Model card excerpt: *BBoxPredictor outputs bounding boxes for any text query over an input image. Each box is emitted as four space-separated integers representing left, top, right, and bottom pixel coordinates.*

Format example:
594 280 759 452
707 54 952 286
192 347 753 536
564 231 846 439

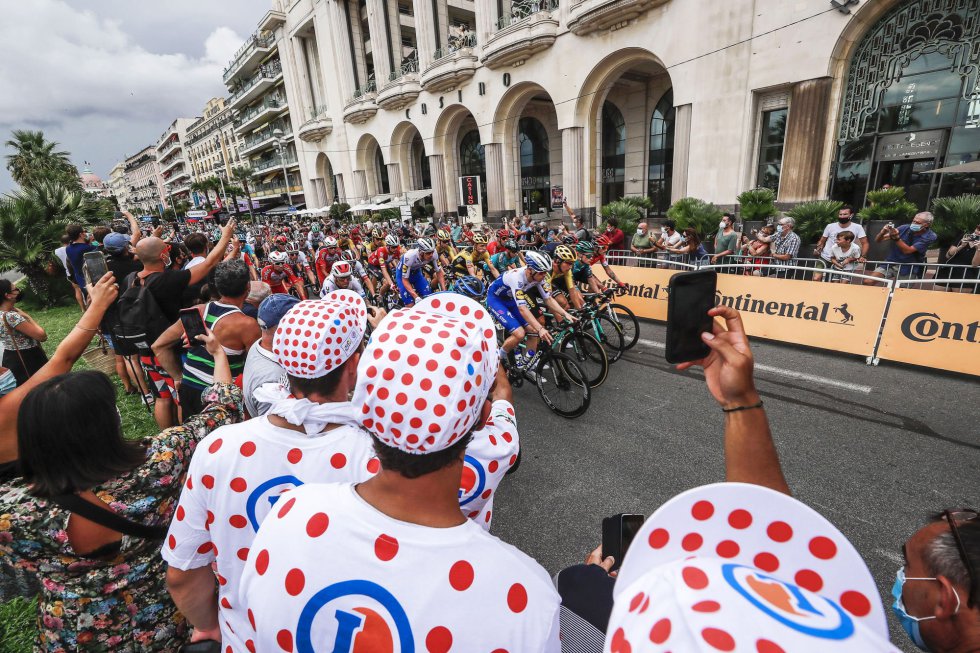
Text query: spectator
183 233 209 269
101 231 147 398
242 293 299 417
153 260 260 419
711 213 739 270
813 204 869 282
603 217 625 250
54 233 85 311
666 227 709 265
770 215 802 276
242 279 271 319
64 223 96 295
0 327 242 651
935 225 980 293
0 279 48 385
742 223 775 274
164 291 378 651
827 230 865 283
654 220 683 262
239 295 556 651
91 225 111 248
864 212 938 286
630 222 655 256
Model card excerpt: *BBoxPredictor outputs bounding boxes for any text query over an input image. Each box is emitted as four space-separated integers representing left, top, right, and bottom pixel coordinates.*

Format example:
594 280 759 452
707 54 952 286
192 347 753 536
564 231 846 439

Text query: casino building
225 0 980 220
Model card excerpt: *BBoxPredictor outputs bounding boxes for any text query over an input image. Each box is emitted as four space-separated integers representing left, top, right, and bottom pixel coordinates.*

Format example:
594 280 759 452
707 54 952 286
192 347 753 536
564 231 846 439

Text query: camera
885 222 895 230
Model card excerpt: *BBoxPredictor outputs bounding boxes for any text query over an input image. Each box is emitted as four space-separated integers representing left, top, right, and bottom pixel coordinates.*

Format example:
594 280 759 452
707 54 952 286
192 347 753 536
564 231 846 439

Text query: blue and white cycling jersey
486 268 551 331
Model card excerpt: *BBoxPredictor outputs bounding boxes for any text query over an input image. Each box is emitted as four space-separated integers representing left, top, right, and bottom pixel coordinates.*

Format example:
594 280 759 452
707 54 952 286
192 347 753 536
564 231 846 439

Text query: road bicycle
545 310 608 388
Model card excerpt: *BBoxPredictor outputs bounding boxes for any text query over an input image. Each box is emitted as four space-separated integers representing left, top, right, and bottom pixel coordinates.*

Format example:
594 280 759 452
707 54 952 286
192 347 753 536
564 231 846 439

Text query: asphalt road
492 320 979 651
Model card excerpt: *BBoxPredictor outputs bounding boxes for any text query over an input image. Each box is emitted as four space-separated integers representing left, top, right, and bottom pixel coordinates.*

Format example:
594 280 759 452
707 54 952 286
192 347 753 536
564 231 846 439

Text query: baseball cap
352 294 498 454
257 293 301 330
272 290 367 378
103 232 131 254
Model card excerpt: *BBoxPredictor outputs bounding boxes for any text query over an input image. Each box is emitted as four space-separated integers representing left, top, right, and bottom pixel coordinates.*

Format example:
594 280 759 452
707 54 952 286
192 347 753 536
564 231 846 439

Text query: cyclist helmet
324 236 339 248
554 245 576 263
269 251 288 264
561 234 578 245
453 275 486 299
595 235 612 248
436 228 452 241
575 241 595 255
422 224 436 237
472 233 489 245
416 237 436 253
341 250 358 262
338 227 349 237
332 261 353 278
371 228 383 239
524 250 552 273
497 228 509 239
504 239 519 252
275 235 288 243
384 234 400 248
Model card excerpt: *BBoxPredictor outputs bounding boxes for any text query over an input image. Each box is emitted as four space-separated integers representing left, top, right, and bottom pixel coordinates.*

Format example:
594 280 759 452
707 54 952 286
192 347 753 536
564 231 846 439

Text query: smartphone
82 251 108 286
665 269 717 364
179 308 208 343
179 641 221 653
602 513 645 571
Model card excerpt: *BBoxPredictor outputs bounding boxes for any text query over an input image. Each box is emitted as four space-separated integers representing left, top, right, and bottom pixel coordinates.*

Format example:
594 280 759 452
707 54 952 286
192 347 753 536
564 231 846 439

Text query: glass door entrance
874 158 937 210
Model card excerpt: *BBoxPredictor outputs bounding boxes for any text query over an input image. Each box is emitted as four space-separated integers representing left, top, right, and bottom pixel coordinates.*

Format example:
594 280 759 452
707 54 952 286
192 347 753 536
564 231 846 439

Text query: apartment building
186 97 243 186
156 118 197 204
124 145 165 216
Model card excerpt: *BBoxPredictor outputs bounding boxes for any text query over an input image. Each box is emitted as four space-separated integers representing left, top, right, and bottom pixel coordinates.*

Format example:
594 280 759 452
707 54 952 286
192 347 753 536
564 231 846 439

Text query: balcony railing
432 33 477 60
252 152 299 174
223 31 276 83
233 96 287 129
229 60 283 104
495 0 559 29
251 181 304 197
387 57 419 82
347 79 377 104
157 137 181 158
241 123 292 153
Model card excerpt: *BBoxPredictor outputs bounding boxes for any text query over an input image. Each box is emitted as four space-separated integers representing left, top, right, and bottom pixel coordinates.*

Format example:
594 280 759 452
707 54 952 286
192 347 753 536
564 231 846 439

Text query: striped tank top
181 301 247 391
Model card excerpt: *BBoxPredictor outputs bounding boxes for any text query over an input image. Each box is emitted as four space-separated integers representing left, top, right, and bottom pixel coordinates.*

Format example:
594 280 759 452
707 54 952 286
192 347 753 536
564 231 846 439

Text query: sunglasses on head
943 508 978 608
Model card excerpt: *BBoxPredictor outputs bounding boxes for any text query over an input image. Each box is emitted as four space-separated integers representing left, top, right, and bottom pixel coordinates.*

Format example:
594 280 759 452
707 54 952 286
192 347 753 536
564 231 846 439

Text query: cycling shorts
395 267 432 305
486 292 527 333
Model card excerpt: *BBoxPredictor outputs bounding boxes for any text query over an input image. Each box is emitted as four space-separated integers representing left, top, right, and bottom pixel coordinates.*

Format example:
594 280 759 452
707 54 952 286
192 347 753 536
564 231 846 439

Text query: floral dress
0 383 242 652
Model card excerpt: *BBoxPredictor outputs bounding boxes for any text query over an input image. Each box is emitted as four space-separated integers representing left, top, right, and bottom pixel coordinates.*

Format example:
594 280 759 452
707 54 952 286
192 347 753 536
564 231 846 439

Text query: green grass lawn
1 301 160 652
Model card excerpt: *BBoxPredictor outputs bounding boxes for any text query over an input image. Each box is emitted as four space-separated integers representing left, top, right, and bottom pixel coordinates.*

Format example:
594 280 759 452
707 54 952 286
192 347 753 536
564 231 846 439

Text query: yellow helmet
554 245 576 262
436 228 452 241
472 233 489 245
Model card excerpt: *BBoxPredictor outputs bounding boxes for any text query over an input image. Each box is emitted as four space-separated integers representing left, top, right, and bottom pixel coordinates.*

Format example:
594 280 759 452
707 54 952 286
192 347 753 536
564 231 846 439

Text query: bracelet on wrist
73 325 99 333
722 400 764 413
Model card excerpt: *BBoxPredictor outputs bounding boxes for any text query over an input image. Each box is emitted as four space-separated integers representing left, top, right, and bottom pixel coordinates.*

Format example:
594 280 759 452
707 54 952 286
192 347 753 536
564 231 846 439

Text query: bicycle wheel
587 314 626 363
555 332 608 388
534 351 590 418
609 303 640 350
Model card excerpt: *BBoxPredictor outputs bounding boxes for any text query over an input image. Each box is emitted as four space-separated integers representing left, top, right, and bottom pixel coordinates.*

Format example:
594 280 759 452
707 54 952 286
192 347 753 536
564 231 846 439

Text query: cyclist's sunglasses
944 508 978 608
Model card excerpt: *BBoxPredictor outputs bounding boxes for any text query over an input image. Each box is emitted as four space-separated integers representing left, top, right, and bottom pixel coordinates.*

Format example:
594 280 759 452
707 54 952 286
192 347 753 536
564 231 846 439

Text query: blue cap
257 293 301 330
103 232 131 254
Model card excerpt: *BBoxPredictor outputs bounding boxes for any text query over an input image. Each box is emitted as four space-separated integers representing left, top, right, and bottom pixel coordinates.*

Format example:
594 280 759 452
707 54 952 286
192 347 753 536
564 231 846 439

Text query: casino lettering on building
223 0 980 219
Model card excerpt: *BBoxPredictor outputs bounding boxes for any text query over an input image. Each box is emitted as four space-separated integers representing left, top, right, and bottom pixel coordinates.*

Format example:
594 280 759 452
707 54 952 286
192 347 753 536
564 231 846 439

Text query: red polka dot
488 460 499 473
277 497 296 518
247 608 255 630
839 590 872 617
367 458 381 474
716 540 740 558
628 592 646 612
176 506 185 521
425 626 453 653
649 617 671 644
255 550 269 575
375 534 399 561
330 453 347 469
754 552 779 572
202 475 215 489
682 566 709 589
240 441 256 457
795 569 823 592
648 528 669 549
237 547 249 561
285 568 305 596
449 560 474 591
767 521 793 543
306 513 329 537
809 536 837 560
682 532 703 551
276 629 293 651
702 627 736 651
756 639 785 653
220 596 232 609
229 514 247 528
610 627 632 653
245 640 255 653
692 500 715 520
507 583 528 612
230 477 247 492
287 448 302 464
168 534 176 549
693 600 721 612
728 509 752 529
197 542 213 555
208 438 223 454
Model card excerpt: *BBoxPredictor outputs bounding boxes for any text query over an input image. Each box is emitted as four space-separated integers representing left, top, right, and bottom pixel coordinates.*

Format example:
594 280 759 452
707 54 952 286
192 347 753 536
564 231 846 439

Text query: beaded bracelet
722 400 764 413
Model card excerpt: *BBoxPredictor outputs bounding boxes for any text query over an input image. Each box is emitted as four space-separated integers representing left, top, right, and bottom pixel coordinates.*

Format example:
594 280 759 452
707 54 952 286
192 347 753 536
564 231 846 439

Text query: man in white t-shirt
163 291 379 651
240 294 559 652
813 205 868 281
242 293 299 417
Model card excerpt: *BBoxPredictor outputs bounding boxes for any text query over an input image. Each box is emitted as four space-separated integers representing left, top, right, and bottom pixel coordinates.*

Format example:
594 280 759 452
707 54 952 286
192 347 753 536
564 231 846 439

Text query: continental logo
901 312 980 344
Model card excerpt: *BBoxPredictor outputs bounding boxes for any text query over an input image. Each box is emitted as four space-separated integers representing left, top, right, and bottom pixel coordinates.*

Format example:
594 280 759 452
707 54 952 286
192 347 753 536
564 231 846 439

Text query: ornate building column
386 163 403 195
671 104 692 203
428 154 449 214
561 126 584 212
484 142 506 216
352 169 368 203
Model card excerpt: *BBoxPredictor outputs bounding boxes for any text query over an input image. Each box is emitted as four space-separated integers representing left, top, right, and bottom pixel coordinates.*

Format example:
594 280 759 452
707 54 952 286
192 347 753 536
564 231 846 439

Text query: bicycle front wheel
555 332 608 388
609 304 640 350
534 352 591 418
587 314 626 363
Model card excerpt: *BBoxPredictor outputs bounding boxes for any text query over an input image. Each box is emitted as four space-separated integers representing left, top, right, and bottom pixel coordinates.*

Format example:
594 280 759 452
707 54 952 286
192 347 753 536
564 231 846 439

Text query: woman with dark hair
0 278 48 385
0 329 242 651
666 228 709 265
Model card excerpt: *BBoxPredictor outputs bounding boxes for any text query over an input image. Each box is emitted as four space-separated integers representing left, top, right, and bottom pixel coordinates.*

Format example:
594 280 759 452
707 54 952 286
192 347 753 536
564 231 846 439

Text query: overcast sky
0 0 271 194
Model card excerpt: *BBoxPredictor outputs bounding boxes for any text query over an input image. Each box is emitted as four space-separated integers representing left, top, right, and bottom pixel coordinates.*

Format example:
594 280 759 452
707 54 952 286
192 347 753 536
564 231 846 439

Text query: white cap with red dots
272 291 367 379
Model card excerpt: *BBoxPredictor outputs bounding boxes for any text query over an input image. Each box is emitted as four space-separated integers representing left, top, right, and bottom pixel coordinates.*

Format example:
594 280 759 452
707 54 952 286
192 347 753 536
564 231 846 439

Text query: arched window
519 117 550 213
647 90 674 216
412 132 431 190
375 147 390 194
602 102 626 205
459 129 487 213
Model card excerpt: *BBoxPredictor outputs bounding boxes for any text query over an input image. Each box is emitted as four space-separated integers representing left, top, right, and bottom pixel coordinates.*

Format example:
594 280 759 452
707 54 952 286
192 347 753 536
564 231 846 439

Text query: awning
263 203 306 215
403 189 433 204
924 160 980 174
348 202 375 212
261 171 279 183
371 194 394 205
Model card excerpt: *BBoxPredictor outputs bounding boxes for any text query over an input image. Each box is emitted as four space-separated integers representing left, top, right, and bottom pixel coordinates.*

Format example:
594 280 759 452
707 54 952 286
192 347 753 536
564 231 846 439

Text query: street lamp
272 128 293 207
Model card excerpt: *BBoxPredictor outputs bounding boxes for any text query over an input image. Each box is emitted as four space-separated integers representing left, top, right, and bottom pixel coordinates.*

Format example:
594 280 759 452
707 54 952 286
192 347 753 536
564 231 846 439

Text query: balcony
298 106 334 142
228 61 284 111
241 122 292 155
251 181 304 199
343 81 378 124
259 9 286 32
252 152 299 175
377 59 421 111
157 136 181 159
421 33 478 92
159 156 185 176
482 0 559 69
234 96 288 133
567 0 664 34
223 31 276 84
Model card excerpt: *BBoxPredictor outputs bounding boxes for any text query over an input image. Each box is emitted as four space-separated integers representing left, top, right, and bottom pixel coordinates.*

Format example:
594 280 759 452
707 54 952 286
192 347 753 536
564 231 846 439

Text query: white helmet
524 250 552 273
416 237 435 253
332 261 353 278
269 251 288 264
324 236 338 248
384 234 400 248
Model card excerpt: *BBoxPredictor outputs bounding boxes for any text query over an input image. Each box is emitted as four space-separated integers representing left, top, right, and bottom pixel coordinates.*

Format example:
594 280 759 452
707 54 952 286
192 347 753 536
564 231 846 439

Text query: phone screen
602 513 645 571
179 308 208 343
82 251 108 286
665 269 717 364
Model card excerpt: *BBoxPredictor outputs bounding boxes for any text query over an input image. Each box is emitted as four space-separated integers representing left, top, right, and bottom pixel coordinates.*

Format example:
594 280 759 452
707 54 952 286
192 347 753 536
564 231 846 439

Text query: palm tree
0 195 73 306
191 180 213 209
224 184 246 219
232 165 256 220
4 130 77 189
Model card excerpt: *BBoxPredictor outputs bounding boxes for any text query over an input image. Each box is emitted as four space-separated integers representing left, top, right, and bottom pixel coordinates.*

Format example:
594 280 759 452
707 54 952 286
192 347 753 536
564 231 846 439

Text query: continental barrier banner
600 265 891 357
876 287 980 376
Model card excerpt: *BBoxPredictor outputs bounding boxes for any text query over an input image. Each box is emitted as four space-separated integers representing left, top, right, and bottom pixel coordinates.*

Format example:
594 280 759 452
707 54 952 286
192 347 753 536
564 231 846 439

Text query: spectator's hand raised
585 545 617 577
221 217 237 239
195 331 224 358
676 306 759 409
86 272 118 311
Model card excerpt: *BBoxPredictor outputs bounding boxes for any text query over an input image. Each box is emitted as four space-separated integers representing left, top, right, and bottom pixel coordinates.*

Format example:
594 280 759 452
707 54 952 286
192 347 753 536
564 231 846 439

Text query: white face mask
719 221 728 229
637 228 645 235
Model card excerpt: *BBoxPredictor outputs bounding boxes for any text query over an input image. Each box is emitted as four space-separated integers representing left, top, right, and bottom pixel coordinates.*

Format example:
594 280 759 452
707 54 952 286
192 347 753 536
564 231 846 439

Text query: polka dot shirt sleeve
161 434 218 570
460 400 520 529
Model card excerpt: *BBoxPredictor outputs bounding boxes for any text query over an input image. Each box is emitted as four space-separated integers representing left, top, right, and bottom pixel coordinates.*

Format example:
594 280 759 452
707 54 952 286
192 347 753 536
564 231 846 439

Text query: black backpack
115 272 172 354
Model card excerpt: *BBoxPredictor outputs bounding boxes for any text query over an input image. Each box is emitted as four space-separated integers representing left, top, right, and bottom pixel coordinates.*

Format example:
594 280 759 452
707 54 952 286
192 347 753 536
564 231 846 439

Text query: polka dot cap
613 483 889 639
271 291 367 379
352 294 498 454
605 558 900 653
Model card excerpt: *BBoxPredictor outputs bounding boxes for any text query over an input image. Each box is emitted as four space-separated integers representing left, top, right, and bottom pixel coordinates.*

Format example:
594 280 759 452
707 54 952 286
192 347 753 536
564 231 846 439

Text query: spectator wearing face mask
935 224 980 293
711 213 739 270
813 205 868 282
769 215 802 276
654 220 683 261
604 217 625 251
630 222 655 257
864 212 938 286
666 228 709 265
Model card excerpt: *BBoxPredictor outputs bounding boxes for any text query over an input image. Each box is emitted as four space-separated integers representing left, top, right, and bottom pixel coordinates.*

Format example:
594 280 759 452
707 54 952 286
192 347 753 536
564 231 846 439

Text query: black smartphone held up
179 641 221 653
665 269 718 364
179 308 208 343
602 513 645 572
81 251 109 287
113 210 124 220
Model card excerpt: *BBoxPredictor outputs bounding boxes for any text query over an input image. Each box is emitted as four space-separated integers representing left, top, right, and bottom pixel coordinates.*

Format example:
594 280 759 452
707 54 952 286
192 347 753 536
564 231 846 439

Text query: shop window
756 108 787 191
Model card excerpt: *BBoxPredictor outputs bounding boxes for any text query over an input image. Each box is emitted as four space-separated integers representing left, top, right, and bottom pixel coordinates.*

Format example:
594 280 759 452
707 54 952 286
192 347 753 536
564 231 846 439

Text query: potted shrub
666 197 724 244
786 199 844 245
931 194 980 251
736 187 777 223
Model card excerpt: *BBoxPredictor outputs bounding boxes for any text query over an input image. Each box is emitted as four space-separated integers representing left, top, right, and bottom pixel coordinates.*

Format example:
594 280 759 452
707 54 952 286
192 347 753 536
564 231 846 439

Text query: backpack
114 272 172 354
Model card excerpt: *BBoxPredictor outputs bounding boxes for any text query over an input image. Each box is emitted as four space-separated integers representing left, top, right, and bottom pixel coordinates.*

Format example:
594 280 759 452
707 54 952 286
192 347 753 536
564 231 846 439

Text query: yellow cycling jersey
437 244 458 265
451 250 492 275
546 268 574 292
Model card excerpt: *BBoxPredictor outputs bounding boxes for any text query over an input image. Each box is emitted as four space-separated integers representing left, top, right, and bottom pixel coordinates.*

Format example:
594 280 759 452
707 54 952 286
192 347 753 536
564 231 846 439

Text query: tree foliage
786 199 844 244
666 197 724 240
931 194 980 247
857 186 917 225
736 187 777 221
5 130 78 190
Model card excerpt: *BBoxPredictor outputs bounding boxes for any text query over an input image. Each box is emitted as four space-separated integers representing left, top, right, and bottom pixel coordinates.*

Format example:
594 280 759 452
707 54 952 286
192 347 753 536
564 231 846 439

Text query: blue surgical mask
909 223 924 232
891 566 959 652
0 369 16 396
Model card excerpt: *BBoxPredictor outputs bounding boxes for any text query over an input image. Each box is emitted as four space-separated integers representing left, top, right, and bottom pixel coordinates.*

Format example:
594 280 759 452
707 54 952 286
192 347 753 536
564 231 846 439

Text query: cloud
0 0 242 131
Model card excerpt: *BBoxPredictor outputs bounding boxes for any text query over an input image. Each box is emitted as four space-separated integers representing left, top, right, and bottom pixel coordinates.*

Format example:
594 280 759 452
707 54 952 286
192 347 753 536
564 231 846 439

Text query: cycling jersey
487 268 550 332
450 249 492 277
260 265 301 294
490 251 521 274
321 275 366 298
367 246 400 270
395 248 439 304
400 248 440 275
547 268 574 293
436 244 458 266
572 260 594 284
314 248 343 283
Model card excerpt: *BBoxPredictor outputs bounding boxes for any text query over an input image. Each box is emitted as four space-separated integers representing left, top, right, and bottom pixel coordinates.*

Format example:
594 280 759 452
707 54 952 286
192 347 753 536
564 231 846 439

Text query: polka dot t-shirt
461 399 520 530
239 482 561 652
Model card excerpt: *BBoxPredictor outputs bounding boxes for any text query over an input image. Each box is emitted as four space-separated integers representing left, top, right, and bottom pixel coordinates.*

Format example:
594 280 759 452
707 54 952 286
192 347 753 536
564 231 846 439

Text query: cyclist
486 251 576 366
365 228 385 255
314 236 344 284
547 244 584 310
591 234 628 288
542 233 577 257
435 228 458 269
487 228 511 255
286 249 317 288
573 241 605 294
320 260 367 299
261 251 307 299
339 249 376 297
490 239 523 276
368 234 403 300
450 233 495 280
396 237 443 307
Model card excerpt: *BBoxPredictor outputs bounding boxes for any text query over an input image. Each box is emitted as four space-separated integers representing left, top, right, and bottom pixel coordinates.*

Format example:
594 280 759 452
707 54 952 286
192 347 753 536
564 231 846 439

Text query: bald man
128 218 236 428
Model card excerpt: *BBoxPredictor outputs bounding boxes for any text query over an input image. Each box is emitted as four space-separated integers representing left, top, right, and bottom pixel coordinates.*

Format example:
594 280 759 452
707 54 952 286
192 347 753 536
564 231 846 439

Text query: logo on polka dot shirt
272 291 367 379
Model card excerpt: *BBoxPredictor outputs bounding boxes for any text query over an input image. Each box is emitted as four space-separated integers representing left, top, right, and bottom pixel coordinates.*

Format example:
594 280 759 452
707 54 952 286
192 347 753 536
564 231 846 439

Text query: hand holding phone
82 251 109 287
179 308 208 343
665 270 717 364
602 513 644 572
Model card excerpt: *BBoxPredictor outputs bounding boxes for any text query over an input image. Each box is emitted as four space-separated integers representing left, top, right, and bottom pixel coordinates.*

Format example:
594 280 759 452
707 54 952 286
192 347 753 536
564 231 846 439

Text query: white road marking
875 548 904 565
636 338 874 394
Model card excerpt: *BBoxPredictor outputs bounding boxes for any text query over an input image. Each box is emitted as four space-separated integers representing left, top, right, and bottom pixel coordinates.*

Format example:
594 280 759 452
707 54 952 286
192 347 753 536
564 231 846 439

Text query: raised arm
124 210 141 247
188 218 236 285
